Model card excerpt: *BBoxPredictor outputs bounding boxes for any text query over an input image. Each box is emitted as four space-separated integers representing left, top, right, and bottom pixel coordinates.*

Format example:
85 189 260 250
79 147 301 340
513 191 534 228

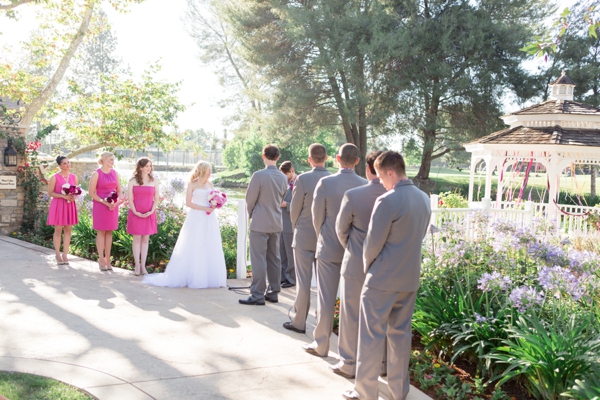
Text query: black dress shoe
302 344 325 357
329 365 355 379
239 297 265 306
282 282 296 288
265 296 278 303
283 322 305 334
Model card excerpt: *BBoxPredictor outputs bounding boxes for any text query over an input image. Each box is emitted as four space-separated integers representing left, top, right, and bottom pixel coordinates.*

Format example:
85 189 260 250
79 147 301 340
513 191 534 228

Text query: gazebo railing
431 196 597 238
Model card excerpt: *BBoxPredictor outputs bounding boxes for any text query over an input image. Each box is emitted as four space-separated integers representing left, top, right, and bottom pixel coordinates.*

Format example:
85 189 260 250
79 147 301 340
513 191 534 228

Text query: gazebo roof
467 125 600 147
504 100 600 116
550 73 576 85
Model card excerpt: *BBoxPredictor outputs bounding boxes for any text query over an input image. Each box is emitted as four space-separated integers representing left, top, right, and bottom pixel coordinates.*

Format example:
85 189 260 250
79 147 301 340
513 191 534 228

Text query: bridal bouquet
207 190 227 215
103 191 119 204
61 183 83 203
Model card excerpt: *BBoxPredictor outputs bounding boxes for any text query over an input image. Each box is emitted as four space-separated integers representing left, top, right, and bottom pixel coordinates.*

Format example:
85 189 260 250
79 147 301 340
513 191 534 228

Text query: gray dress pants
290 247 316 330
281 232 295 284
312 258 341 355
249 231 282 301
354 288 417 400
337 275 364 375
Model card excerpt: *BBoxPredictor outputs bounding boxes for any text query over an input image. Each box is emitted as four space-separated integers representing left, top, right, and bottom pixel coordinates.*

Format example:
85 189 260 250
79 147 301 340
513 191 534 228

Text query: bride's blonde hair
190 161 211 184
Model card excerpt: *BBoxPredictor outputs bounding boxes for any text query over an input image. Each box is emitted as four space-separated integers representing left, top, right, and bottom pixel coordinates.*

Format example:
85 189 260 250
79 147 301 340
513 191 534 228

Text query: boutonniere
289 179 296 190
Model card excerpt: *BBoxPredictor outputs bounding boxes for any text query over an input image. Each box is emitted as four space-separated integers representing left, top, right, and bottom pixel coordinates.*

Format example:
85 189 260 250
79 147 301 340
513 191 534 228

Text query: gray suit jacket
336 178 387 281
290 167 331 250
313 169 368 263
246 165 288 233
363 179 431 292
281 182 293 234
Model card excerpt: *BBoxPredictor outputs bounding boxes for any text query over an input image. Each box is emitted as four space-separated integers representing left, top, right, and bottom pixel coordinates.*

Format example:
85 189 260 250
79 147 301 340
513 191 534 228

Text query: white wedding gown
143 188 227 289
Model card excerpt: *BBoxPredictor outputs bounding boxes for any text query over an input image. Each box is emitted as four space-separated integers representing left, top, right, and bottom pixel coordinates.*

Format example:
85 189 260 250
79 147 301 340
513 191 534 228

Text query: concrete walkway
0 236 431 400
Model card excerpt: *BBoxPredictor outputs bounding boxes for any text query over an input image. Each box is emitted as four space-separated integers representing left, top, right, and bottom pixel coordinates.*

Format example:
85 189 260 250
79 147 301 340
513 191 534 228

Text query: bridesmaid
126 157 159 276
89 151 122 271
46 155 78 265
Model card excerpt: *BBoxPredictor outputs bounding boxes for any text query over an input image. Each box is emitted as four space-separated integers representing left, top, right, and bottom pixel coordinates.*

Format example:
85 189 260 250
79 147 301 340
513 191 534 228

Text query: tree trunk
20 4 95 129
0 0 35 10
413 129 436 192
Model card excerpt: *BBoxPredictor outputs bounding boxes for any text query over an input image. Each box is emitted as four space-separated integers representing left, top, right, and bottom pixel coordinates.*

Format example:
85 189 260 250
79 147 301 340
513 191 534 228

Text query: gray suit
280 182 295 284
354 179 431 400
289 166 331 330
246 165 288 301
335 178 387 376
311 169 367 355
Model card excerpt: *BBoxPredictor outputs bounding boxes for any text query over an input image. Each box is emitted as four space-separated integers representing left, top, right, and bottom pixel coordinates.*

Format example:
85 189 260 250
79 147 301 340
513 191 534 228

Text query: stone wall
69 160 100 182
0 137 24 235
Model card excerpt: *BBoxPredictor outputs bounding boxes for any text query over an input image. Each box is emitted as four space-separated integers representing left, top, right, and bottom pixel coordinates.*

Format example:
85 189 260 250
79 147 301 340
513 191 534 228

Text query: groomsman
283 143 331 334
303 143 367 356
330 150 386 379
240 144 288 306
342 151 431 400
279 161 297 288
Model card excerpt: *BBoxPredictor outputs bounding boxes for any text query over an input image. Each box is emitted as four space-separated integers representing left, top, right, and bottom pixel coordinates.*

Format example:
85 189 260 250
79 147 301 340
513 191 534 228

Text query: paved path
0 236 430 400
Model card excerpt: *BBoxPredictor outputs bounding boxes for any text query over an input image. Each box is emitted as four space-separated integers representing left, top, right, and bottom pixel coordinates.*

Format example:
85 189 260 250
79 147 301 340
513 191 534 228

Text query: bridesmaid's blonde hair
98 151 115 165
190 161 211 184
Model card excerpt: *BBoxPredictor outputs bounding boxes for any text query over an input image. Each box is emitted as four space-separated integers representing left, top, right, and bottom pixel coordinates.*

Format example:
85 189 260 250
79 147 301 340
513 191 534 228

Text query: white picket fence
430 195 597 239
234 196 598 278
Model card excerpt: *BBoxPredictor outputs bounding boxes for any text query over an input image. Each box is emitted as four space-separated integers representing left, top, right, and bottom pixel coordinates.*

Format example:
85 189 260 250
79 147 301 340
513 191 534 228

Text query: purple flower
509 286 545 312
537 266 584 300
474 313 487 323
169 178 186 194
157 210 166 224
478 272 512 292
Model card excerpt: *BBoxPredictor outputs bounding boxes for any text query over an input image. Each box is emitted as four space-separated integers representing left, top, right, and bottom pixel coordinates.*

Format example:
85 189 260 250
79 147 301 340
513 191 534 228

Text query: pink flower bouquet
104 191 119 204
207 190 227 215
61 183 83 203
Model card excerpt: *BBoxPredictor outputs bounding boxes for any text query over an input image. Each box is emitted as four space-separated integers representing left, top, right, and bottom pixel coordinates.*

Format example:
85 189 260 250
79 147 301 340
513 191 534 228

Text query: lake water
118 167 247 215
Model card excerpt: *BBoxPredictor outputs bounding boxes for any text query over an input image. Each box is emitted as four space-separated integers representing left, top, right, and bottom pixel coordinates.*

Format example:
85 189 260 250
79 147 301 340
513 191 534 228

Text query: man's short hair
374 151 406 176
339 143 359 166
279 160 294 174
263 144 280 161
308 143 327 163
366 150 384 175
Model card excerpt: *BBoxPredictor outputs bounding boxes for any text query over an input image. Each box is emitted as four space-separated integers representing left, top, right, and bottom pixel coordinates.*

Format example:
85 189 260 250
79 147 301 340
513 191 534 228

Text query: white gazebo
464 71 600 220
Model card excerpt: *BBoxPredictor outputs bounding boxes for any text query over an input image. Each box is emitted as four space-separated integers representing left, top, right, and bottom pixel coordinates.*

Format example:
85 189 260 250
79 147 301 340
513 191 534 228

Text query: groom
240 144 288 306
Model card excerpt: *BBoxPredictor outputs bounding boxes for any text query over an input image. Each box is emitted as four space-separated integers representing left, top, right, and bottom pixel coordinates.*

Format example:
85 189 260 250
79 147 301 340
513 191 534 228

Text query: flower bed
414 213 600 399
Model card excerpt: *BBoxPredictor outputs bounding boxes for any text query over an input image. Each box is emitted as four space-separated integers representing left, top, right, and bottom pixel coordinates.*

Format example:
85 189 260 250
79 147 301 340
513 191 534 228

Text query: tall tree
387 0 550 186
224 0 401 175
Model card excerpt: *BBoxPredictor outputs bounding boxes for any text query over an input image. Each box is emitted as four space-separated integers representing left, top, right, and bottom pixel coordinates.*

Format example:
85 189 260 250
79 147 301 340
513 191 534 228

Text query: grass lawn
0 371 94 400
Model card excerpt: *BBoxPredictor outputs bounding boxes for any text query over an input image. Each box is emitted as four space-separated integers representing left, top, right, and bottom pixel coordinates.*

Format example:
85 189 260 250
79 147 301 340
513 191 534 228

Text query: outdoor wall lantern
3 140 18 167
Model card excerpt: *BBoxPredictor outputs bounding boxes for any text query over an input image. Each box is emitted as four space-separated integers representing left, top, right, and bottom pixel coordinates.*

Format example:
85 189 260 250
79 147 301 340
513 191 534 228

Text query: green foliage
220 220 237 276
487 313 600 400
438 191 468 209
0 371 93 400
565 364 600 400
63 65 186 155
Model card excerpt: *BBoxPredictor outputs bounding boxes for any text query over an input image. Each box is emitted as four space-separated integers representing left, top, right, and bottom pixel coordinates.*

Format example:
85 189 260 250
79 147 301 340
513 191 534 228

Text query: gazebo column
484 156 494 200
468 156 481 203
546 154 560 222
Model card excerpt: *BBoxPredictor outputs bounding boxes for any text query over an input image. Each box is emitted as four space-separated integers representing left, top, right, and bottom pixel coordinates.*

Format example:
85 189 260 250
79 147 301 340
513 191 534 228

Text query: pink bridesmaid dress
47 173 79 226
126 185 157 235
92 168 119 231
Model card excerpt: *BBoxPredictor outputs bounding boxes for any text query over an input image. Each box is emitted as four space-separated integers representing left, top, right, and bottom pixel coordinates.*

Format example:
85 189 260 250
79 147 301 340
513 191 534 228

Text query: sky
0 0 579 140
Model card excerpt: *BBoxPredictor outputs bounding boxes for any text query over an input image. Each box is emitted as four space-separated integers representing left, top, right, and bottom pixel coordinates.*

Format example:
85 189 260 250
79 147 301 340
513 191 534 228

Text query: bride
143 161 226 289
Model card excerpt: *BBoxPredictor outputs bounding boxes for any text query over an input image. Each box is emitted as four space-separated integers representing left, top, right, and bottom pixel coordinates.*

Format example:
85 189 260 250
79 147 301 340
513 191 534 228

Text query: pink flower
104 191 118 203
206 190 228 215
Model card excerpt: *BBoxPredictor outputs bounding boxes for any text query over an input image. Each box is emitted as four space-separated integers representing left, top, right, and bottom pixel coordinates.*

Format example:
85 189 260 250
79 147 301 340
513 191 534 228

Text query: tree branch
0 0 35 11
21 3 94 129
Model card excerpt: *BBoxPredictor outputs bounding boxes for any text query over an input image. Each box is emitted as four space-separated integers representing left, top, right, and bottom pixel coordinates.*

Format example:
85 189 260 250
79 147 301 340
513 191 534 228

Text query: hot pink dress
47 173 78 226
92 168 119 231
126 185 157 235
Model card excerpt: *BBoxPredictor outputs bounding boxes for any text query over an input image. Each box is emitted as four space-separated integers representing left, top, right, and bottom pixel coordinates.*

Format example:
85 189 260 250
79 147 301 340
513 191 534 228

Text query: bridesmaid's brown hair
132 157 154 185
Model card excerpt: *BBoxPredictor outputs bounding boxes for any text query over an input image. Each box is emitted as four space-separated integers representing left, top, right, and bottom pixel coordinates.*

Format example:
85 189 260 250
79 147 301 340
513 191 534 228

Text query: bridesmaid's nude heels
55 255 65 265
98 260 108 271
